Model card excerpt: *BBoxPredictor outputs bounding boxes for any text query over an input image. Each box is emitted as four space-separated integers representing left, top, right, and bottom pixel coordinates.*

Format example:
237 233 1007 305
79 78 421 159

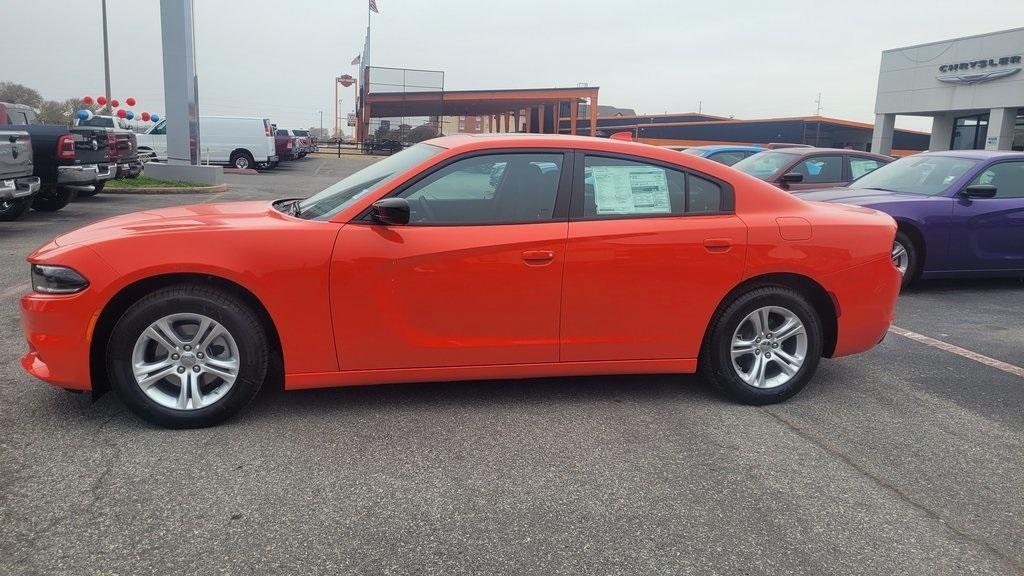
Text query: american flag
351 54 361 65
369 0 379 13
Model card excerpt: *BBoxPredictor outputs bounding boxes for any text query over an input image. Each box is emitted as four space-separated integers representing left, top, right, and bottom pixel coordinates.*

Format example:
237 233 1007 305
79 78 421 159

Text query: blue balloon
151 114 160 122
125 111 135 120
76 109 89 120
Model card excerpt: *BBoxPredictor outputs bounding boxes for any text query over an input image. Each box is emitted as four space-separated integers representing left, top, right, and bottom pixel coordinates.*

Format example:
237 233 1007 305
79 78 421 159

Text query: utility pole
101 0 112 114
319 110 323 139
698 100 702 114
814 92 823 146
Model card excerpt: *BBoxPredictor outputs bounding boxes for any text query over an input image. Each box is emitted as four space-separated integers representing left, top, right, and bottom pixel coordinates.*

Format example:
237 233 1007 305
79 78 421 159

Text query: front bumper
0 176 41 200
21 289 98 391
56 164 99 185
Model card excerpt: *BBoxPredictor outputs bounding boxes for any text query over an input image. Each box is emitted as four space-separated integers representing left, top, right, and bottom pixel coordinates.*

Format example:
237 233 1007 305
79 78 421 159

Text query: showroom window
580 156 722 217
790 156 843 183
400 153 563 225
971 161 1024 198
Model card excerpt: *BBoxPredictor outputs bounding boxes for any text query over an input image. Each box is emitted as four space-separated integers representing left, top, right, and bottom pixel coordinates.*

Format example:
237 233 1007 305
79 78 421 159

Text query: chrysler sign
937 55 1022 85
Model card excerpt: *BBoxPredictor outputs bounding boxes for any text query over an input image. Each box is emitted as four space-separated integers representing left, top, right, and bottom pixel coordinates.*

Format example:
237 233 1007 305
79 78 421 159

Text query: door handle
703 238 732 252
522 250 555 264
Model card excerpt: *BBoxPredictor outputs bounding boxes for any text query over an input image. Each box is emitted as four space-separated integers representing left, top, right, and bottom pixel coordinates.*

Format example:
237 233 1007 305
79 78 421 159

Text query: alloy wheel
131 313 240 410
730 306 808 389
891 240 909 276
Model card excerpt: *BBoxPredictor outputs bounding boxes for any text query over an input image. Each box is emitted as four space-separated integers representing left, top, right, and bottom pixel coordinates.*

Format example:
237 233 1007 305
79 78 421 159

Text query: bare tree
37 98 98 125
0 82 43 107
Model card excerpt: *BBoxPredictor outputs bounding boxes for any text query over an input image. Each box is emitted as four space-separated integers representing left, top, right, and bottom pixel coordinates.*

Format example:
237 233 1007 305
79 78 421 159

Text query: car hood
52 201 287 247
793 187 937 206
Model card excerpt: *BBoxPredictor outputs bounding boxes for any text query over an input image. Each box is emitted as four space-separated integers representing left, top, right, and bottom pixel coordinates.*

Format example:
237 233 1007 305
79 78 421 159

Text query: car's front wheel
107 284 269 428
701 286 823 404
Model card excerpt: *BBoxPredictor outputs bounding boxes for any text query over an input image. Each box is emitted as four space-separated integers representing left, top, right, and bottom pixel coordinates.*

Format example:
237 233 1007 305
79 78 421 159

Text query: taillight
264 121 271 136
56 134 76 160
286 140 293 148
107 133 118 160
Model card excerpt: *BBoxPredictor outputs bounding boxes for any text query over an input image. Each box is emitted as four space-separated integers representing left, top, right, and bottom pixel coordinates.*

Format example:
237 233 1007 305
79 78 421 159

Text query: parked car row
0 101 142 221
273 127 316 161
671 142 1024 289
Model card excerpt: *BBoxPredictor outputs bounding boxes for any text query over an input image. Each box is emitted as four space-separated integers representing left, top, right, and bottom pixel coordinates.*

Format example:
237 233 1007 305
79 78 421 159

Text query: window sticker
591 165 671 214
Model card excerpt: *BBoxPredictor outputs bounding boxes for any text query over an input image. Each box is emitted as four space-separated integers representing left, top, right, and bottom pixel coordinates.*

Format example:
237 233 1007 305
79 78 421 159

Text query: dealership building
871 27 1024 155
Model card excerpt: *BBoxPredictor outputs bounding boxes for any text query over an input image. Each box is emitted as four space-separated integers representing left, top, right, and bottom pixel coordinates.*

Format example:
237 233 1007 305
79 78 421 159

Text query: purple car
795 150 1024 288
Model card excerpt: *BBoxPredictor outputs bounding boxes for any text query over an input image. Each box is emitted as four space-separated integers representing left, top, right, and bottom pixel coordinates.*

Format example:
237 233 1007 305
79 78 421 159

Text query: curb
224 168 260 175
102 183 228 195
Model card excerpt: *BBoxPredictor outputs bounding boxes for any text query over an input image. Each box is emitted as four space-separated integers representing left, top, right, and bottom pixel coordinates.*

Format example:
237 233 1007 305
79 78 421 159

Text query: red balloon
125 97 136 107
82 96 94 105
96 96 107 105
116 109 127 118
141 111 151 121
111 99 120 108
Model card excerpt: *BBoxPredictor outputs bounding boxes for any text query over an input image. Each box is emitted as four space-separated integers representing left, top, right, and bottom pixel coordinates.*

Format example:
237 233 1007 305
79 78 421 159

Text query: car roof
760 147 892 160
689 145 763 152
917 150 1024 160
427 133 669 152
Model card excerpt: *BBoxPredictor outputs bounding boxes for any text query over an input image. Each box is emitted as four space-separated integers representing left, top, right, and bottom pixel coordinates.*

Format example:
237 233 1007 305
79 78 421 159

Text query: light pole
319 110 323 139
101 0 113 114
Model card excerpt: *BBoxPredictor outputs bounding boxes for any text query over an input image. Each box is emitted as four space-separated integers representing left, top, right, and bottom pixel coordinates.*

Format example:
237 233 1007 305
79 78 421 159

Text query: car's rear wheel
106 285 269 428
31 187 75 212
701 286 822 404
892 230 918 289
0 197 32 221
230 150 255 170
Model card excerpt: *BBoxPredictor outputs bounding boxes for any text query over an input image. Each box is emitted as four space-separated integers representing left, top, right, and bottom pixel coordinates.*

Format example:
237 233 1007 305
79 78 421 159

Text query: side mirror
780 172 804 184
371 198 410 225
959 184 997 199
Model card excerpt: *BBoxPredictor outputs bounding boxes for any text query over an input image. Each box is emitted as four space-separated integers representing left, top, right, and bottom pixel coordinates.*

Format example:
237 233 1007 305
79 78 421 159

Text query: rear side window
849 157 885 180
707 151 748 166
276 130 289 137
790 155 843 183
580 156 723 217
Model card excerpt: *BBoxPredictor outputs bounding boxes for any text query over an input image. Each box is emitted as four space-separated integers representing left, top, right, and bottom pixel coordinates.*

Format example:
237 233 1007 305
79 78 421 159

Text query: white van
136 116 278 169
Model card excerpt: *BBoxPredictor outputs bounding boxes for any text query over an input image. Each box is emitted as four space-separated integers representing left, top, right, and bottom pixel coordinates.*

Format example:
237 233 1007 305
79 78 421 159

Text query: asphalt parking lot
1 156 1022 575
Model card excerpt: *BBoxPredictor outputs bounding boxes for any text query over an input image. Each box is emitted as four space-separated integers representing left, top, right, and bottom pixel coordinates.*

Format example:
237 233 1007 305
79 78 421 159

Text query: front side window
850 155 979 196
581 156 722 217
298 143 444 220
790 155 843 183
971 161 1024 198
849 157 885 180
400 153 563 225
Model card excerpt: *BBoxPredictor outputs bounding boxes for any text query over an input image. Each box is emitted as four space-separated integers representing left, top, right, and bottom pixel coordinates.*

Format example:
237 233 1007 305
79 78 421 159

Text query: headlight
30 265 89 294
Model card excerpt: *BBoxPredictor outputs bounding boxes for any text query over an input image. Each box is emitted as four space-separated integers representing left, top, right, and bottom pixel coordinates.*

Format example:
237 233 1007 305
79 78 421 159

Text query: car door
560 152 747 362
780 154 845 190
950 160 1024 271
330 150 572 370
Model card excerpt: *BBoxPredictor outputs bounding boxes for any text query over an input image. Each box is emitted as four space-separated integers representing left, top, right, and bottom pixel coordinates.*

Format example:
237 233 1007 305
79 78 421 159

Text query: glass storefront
951 114 989 150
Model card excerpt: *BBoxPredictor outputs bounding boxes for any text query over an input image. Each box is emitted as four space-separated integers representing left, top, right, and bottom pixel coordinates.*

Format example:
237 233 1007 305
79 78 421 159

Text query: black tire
700 286 823 405
31 187 75 212
0 197 33 221
230 150 255 170
106 284 269 428
893 230 919 290
76 181 105 197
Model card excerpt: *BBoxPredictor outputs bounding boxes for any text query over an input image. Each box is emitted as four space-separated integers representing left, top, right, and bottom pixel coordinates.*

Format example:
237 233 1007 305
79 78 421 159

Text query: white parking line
889 325 1024 379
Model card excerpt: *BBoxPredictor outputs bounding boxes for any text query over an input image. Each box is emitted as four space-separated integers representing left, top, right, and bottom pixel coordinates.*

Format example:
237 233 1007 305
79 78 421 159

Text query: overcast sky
5 0 1020 133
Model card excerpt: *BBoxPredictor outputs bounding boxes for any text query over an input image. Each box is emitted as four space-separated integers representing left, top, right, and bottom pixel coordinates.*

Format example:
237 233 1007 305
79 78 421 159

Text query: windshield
296 143 444 220
849 155 979 195
732 151 799 180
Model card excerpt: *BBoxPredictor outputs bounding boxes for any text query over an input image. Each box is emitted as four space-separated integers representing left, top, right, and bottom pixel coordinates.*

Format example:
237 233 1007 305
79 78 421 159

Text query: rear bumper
821 256 902 358
0 176 41 200
117 160 144 178
57 164 99 185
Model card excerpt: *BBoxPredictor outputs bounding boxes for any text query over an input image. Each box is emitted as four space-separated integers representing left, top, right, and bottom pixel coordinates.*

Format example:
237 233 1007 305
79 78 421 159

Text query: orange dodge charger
21 135 901 428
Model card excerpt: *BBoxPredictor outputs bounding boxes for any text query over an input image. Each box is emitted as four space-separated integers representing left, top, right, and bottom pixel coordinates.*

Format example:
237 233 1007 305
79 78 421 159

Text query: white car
136 116 278 169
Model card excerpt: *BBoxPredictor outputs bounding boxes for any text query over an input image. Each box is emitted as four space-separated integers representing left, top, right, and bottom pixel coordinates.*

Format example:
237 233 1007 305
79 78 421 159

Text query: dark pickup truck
0 102 116 219
0 129 42 218
75 114 144 190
